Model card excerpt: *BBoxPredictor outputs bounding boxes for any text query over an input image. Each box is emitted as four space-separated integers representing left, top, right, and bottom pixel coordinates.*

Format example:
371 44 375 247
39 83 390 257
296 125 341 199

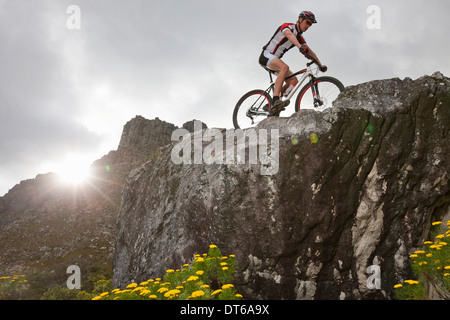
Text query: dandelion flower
191 290 205 298
222 267 229 271
211 289 222 296
222 284 234 290
436 234 445 239
126 283 138 289
394 284 403 289
209 244 217 249
196 270 204 276
235 294 243 298
92 296 102 300
409 254 418 258
445 266 450 270
164 289 181 298
149 295 157 299
432 221 442 226
424 241 433 245
157 287 169 294
187 276 199 282
166 269 175 274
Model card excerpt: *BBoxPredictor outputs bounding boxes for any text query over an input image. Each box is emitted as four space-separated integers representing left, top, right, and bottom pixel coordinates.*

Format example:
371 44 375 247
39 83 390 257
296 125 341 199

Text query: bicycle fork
309 76 324 108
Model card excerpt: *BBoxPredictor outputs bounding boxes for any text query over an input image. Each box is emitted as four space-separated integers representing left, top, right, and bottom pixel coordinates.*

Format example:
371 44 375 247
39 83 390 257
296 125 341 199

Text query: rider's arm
283 29 324 67
283 29 304 50
306 48 323 66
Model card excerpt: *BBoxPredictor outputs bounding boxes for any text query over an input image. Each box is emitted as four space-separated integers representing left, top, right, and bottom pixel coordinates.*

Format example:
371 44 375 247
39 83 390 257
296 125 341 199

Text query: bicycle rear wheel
233 89 272 129
295 76 344 112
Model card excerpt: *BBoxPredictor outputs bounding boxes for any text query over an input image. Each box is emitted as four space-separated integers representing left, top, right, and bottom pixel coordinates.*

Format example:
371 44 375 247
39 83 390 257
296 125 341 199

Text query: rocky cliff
113 73 450 299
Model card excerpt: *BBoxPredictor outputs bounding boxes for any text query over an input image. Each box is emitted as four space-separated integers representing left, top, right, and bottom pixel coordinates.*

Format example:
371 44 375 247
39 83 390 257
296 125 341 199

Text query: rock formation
113 73 450 299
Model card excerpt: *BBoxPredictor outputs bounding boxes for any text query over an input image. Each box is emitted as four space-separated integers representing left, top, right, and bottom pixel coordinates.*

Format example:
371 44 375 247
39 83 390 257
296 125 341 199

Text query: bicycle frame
264 60 321 106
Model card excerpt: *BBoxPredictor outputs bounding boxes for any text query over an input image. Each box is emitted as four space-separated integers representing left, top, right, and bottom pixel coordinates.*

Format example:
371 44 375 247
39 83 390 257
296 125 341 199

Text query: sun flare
56 155 92 185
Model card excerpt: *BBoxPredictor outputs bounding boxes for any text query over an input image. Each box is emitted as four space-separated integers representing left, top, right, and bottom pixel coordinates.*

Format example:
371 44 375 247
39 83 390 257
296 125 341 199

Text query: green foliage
394 221 450 300
92 245 243 300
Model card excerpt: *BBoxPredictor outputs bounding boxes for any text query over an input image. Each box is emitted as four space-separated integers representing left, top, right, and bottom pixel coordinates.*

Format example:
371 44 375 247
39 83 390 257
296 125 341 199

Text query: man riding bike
259 11 327 116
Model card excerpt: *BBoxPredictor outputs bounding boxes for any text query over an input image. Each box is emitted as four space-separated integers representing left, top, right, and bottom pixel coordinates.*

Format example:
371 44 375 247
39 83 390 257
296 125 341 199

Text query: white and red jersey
262 23 306 58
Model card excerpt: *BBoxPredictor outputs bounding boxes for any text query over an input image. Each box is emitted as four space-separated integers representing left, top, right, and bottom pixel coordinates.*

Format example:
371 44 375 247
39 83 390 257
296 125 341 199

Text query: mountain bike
232 57 345 129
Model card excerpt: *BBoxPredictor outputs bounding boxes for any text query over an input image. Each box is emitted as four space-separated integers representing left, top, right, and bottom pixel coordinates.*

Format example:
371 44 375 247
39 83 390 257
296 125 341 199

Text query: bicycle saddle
260 65 277 74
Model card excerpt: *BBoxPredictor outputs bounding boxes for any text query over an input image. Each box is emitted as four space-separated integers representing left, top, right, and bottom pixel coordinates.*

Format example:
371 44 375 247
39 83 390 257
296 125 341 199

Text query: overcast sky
1 0 449 196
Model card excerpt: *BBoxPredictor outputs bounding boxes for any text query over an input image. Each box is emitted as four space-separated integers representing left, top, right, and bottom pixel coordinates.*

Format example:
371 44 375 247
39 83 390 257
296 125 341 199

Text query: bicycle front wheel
295 76 345 112
233 89 272 129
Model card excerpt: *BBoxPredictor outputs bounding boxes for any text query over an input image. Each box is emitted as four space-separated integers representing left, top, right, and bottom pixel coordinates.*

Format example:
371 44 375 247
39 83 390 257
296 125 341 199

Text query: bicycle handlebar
306 55 319 67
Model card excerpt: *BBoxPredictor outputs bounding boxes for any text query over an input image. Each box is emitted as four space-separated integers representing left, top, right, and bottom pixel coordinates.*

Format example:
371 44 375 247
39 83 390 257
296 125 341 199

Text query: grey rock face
113 74 450 299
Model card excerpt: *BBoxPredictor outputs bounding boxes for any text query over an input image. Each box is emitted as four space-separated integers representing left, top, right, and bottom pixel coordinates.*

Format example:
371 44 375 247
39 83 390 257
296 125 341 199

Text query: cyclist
259 11 327 116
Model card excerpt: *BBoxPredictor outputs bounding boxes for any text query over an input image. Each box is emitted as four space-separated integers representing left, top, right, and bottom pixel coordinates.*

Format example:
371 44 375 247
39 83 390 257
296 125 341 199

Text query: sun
57 155 92 185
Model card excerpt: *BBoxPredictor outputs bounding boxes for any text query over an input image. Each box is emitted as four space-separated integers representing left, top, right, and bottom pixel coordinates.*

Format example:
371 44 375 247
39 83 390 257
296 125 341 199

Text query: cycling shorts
259 50 278 68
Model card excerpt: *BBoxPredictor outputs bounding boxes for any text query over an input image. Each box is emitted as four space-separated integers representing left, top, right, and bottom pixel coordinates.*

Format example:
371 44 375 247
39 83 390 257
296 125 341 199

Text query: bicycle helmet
299 11 317 23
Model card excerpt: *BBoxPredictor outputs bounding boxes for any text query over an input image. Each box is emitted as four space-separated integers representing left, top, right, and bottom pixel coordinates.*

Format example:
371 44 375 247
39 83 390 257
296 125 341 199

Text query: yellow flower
211 289 222 296
209 244 217 249
164 289 181 298
140 290 151 296
166 269 175 274
126 283 138 289
424 241 433 245
196 257 205 262
435 234 445 239
100 292 109 296
149 295 157 299
183 264 190 267
414 251 426 254
409 254 418 258
222 267 229 271
140 281 149 286
191 290 205 298
222 284 234 290
196 270 204 275
394 284 403 289
201 284 209 289
404 280 419 285
220 262 228 266
432 221 442 226
131 286 145 293
176 286 184 290
187 276 199 282
438 242 447 246
235 294 243 298
445 266 450 270
92 296 102 300
444 273 450 277
230 255 236 258
157 287 169 293
426 253 432 257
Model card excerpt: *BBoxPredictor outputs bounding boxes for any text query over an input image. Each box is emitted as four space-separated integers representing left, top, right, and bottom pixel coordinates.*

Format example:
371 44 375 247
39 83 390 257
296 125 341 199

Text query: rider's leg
281 74 298 96
268 58 290 99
